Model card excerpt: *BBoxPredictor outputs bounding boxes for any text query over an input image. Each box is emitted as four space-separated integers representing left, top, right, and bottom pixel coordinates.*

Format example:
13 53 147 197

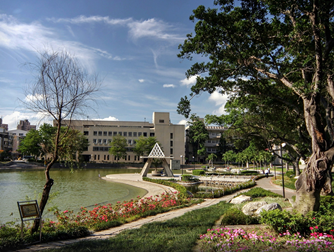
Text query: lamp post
281 143 286 198
180 155 183 175
193 156 195 170
271 152 276 180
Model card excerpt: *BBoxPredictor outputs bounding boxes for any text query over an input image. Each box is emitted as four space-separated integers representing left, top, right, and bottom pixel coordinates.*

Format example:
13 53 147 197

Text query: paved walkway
16 176 296 251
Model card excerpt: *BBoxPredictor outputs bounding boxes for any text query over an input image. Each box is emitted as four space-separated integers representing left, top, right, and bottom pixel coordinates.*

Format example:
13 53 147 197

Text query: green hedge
192 169 205 175
142 177 188 198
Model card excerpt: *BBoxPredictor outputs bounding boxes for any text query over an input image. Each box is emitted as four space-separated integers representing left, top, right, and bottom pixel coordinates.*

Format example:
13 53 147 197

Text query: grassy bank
44 201 232 252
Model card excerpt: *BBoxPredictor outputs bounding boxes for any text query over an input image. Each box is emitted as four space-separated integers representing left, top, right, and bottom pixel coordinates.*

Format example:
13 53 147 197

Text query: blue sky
0 0 228 130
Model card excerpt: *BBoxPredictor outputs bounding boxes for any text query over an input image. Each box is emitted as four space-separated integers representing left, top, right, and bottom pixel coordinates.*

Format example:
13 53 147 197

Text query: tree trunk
30 177 54 233
294 152 332 215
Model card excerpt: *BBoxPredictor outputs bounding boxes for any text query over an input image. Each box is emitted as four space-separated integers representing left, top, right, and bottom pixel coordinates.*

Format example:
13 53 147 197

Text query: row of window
92 154 141 161
85 131 174 139
207 140 219 144
91 146 174 155
93 139 136 145
85 131 155 137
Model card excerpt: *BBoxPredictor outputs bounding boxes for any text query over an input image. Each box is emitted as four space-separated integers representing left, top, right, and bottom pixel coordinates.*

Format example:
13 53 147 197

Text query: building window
98 139 102 144
128 139 132 145
138 132 142 137
113 132 117 136
128 132 132 137
103 139 107 144
93 139 97 144
150 133 155 137
84 131 89 135
133 132 137 137
170 141 173 147
128 155 130 161
118 132 122 136
107 155 109 160
170 148 173 154
98 155 100 160
108 139 112 143
159 119 164 123
170 133 173 139
103 131 107 136
143 132 147 137
93 131 97 136
134 156 136 161
123 132 127 137
108 131 112 136
98 131 102 136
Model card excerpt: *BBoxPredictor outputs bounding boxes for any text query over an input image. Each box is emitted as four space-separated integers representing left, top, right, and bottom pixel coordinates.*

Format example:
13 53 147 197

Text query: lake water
0 168 147 224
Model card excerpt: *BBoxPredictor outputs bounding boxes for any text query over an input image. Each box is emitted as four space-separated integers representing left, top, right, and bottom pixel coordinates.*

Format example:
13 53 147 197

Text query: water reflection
0 168 147 224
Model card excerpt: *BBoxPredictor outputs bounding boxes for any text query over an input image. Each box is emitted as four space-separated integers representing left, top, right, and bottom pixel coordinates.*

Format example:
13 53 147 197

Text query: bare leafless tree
23 50 101 233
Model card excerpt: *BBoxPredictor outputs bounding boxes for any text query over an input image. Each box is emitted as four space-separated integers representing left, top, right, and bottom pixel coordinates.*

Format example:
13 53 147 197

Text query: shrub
240 187 283 198
221 208 259 225
181 175 199 182
240 170 259 175
192 169 205 175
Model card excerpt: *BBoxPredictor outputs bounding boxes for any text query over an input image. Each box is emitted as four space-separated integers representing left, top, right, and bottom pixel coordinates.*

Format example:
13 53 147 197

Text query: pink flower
63 210 68 213
310 227 313 230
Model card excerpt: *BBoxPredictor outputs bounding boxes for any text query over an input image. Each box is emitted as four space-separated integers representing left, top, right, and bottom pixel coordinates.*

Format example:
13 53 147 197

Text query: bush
181 175 199 182
221 208 259 225
192 169 205 175
240 170 259 175
240 187 283 198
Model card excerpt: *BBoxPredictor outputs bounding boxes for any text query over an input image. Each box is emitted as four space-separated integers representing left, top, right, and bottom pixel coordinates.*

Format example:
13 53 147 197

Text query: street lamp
180 155 183 175
281 143 286 198
271 152 276 180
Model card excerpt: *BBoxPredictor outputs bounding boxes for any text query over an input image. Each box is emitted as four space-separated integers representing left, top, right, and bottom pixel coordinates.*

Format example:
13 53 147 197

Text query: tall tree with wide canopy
178 0 334 214
23 50 100 233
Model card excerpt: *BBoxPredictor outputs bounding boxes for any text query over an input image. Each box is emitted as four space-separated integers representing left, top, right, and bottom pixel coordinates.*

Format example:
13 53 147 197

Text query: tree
109 134 127 161
18 129 42 159
222 150 235 165
133 136 159 157
206 153 217 167
187 114 209 161
23 50 100 233
178 0 334 214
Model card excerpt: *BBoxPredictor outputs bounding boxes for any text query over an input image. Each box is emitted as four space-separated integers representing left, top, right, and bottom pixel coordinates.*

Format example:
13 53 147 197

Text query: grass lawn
44 201 232 252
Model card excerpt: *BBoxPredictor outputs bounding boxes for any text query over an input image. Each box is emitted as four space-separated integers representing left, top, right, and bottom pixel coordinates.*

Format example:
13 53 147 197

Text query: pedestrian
268 167 270 174
265 168 269 178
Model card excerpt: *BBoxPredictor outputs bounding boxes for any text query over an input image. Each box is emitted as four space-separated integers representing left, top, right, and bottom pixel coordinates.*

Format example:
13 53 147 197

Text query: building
8 129 29 158
17 120 36 131
185 124 227 163
0 118 8 131
59 112 185 164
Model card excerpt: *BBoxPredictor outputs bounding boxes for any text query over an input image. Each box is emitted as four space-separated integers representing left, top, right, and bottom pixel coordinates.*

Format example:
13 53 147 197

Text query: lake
0 168 147 224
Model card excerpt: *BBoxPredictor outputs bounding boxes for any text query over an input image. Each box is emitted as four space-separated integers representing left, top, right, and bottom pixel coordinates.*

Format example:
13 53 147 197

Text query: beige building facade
60 112 185 164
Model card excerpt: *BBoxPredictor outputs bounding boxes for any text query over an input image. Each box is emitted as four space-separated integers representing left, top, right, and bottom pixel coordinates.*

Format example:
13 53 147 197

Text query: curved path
17 176 295 251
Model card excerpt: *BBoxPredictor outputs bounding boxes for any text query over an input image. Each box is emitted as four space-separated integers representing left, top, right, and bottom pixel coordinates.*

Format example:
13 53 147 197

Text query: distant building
8 130 29 158
186 123 227 164
17 120 36 131
57 112 185 164
0 118 8 131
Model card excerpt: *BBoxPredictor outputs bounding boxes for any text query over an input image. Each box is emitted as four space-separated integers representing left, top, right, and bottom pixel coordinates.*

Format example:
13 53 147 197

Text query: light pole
193 156 195 170
271 152 276 180
281 143 286 198
180 155 183 175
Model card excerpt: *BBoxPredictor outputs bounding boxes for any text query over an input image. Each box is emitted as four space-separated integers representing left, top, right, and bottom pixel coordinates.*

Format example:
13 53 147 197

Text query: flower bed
198 226 334 251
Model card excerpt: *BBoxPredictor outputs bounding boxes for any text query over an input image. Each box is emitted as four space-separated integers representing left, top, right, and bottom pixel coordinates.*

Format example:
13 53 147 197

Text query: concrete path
16 176 296 252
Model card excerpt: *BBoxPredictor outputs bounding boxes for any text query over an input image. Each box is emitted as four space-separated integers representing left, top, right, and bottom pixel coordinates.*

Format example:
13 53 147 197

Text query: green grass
44 201 232 252
272 175 297 190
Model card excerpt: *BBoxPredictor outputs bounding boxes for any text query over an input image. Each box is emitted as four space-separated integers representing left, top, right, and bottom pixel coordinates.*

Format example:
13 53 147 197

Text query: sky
0 0 228 130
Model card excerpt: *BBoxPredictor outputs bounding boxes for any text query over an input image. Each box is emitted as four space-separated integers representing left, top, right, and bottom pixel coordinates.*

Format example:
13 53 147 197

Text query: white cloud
3 111 52 130
138 79 145 83
180 75 199 87
48 16 132 26
177 119 188 125
0 14 118 74
24 94 44 102
128 18 181 41
48 15 182 42
91 116 119 121
208 90 228 106
208 90 229 115
163 84 175 88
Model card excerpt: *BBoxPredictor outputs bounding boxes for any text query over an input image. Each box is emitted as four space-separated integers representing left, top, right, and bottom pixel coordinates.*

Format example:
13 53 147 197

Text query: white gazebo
140 143 174 177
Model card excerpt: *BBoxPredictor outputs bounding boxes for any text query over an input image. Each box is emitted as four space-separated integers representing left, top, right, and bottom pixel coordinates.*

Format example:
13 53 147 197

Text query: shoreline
103 173 179 198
